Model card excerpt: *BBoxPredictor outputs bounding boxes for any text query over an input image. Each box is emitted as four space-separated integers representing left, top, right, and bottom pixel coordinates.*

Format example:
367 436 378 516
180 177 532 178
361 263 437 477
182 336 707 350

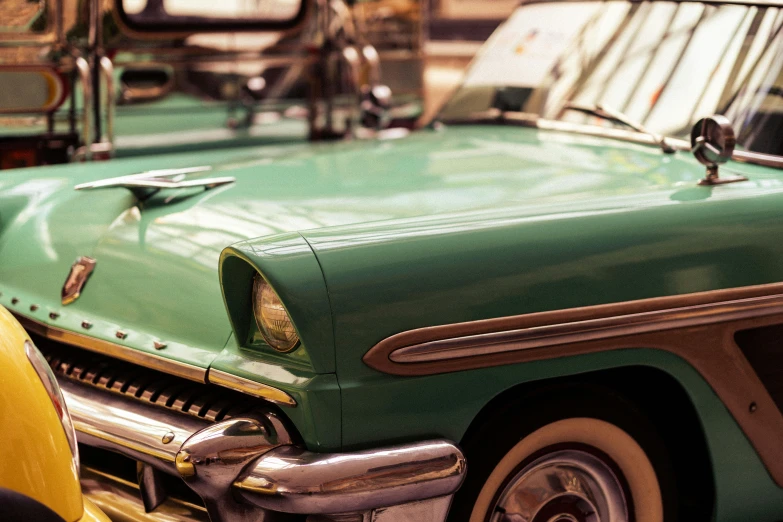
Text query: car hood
0 125 732 371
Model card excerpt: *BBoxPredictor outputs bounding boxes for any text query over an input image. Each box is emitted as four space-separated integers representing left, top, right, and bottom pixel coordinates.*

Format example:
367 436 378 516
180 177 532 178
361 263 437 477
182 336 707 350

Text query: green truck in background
0 0 423 167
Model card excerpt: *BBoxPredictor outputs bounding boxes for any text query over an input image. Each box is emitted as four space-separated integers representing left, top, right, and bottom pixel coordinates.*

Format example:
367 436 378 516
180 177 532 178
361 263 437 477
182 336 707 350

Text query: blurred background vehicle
0 0 424 168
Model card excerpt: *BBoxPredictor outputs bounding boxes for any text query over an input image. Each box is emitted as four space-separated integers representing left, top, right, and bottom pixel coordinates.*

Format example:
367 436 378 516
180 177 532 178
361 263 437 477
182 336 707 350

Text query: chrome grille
30 330 267 423
26 329 297 521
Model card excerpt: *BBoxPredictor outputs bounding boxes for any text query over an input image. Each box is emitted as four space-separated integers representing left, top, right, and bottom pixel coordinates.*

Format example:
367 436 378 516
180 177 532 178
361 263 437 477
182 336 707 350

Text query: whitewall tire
469 418 664 522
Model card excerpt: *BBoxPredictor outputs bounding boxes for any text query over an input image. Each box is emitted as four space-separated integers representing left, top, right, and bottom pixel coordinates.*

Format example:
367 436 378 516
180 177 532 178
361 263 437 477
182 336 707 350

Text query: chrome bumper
61 378 466 522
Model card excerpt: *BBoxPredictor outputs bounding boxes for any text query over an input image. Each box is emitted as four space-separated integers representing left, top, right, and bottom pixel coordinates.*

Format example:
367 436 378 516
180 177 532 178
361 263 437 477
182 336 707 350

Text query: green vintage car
3 0 783 520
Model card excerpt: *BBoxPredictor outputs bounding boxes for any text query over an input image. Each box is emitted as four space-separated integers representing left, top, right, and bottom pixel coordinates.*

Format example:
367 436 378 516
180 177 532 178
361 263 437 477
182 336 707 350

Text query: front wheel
468 418 663 522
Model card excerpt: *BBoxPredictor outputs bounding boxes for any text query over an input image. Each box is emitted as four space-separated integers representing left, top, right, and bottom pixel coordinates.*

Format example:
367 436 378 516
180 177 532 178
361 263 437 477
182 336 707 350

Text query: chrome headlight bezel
25 339 79 472
252 273 300 353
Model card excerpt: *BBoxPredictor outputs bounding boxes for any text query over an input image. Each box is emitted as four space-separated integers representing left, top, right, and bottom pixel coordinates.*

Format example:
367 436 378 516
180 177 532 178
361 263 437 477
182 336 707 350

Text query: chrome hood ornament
74 166 235 201
691 115 747 185
62 256 96 305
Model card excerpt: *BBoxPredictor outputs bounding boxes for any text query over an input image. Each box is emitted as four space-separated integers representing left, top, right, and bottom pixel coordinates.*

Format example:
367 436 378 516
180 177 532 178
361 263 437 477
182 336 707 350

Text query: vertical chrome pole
75 56 94 161
99 56 115 157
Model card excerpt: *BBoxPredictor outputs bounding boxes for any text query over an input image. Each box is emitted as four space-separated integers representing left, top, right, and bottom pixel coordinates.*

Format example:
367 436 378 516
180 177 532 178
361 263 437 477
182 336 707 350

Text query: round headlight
252 274 299 352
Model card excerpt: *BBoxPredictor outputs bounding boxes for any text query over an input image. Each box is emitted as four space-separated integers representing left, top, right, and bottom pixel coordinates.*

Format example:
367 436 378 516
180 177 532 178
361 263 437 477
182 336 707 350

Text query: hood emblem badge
62 257 96 305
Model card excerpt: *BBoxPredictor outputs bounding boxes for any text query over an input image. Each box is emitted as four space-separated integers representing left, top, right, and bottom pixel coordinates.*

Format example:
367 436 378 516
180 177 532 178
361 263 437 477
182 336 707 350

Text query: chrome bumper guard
61 378 466 522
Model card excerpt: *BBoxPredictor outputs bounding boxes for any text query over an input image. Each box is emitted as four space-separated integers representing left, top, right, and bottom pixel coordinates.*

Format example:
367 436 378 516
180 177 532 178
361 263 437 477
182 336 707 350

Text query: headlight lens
252 274 300 352
25 340 79 472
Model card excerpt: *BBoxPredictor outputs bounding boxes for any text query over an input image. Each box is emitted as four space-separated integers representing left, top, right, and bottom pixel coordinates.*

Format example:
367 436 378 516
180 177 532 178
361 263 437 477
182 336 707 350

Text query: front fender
217 233 342 451
219 232 335 374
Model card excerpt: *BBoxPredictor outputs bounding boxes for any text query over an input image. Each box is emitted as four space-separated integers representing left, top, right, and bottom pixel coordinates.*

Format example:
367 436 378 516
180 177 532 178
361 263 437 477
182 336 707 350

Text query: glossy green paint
3 124 783 513
7 124 744 374
0 144 316 369
289 134 783 518
303 149 783 383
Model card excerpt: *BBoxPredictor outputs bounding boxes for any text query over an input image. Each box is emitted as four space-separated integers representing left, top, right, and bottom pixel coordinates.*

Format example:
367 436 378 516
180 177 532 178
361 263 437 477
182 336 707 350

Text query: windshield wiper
563 102 677 154
438 105 686 154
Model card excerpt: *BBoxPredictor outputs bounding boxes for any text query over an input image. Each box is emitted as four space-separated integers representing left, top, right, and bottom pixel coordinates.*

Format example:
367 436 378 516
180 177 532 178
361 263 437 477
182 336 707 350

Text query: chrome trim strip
537 119 692 151
390 293 783 363
15 312 206 382
540 119 783 170
460 114 694 152
235 440 466 514
207 368 297 407
452 114 783 171
733 149 783 169
544 115 691 151
60 378 210 475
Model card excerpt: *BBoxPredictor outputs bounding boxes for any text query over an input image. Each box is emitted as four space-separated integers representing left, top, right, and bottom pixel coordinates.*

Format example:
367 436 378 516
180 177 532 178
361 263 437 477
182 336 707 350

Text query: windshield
438 0 783 156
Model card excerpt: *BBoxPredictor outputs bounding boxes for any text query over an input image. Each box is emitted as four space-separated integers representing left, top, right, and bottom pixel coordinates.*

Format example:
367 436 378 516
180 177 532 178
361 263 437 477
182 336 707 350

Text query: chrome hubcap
490 449 629 522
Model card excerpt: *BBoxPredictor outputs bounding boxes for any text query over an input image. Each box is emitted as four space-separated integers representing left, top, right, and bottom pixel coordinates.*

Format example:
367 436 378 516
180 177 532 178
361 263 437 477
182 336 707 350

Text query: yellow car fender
0 306 98 521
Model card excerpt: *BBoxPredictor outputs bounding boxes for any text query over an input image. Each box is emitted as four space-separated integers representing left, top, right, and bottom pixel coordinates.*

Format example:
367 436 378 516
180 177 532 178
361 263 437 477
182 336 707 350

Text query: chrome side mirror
360 84 392 131
691 115 747 185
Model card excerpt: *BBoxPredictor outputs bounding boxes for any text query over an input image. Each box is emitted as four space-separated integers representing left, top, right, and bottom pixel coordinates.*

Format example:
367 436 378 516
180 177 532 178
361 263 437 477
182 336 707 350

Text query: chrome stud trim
154 341 168 350
11 298 18 305
29 304 39 312
16 313 206 383
49 312 60 320
116 330 128 340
